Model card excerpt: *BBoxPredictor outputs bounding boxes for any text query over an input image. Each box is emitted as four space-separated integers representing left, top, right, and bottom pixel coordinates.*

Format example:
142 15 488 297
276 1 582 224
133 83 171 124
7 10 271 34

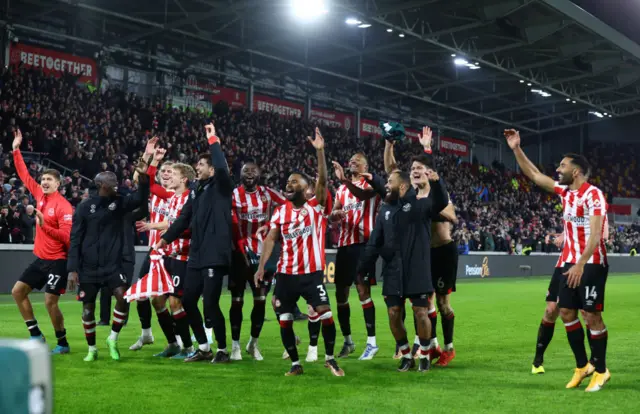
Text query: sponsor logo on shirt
343 201 363 212
239 211 268 221
47 208 55 216
283 225 312 240
564 213 589 226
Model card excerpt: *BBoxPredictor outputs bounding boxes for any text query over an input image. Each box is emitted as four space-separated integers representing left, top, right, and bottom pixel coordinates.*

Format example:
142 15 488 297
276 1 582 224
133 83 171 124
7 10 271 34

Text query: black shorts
431 241 458 295
19 259 68 296
78 272 130 304
228 250 272 297
384 293 431 308
545 267 564 303
273 271 329 314
164 257 188 298
558 263 609 312
335 243 376 287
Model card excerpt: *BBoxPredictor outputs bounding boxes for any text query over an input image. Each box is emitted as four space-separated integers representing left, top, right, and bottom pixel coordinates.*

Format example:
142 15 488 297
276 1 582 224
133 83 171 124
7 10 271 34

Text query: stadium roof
6 0 640 141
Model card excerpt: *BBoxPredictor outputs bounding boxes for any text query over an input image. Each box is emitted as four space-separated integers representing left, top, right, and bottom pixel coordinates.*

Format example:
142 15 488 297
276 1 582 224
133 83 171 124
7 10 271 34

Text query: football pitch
1 275 639 413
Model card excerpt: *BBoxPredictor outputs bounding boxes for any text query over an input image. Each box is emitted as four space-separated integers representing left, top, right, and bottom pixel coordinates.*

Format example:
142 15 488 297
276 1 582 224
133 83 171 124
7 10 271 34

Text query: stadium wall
0 245 637 294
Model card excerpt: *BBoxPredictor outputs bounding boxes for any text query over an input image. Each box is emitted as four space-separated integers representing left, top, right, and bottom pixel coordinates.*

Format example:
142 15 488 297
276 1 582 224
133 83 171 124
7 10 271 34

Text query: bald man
68 169 150 362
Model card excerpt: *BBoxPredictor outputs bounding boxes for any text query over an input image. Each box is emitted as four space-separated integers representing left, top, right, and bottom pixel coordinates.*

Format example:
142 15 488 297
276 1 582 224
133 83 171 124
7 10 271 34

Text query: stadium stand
1 67 639 252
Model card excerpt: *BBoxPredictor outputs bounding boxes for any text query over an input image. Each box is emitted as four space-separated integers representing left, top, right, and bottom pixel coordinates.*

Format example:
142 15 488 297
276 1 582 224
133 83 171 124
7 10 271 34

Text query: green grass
1 276 639 413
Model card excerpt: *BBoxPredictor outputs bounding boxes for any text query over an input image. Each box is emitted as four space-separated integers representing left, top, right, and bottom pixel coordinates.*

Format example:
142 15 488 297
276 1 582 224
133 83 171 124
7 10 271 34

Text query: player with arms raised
11 129 73 354
129 137 175 351
255 128 344 377
229 161 286 361
330 153 381 360
506 129 610 392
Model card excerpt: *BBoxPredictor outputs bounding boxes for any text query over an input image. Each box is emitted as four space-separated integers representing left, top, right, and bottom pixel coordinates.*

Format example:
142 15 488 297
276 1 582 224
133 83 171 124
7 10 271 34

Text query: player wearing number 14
506 129 610 392
10 129 73 354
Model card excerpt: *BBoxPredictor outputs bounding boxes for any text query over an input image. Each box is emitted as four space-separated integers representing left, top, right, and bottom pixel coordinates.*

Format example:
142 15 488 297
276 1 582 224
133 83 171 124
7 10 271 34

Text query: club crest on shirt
300 209 308 216
261 195 268 203
47 208 55 217
108 202 117 211
402 203 411 212
385 211 390 220
90 204 96 214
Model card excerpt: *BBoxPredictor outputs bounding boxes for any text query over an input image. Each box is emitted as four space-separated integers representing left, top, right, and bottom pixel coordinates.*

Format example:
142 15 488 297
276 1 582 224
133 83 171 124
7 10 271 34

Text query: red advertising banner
360 119 382 136
253 95 304 118
439 136 469 157
185 75 246 108
310 108 354 130
9 43 97 84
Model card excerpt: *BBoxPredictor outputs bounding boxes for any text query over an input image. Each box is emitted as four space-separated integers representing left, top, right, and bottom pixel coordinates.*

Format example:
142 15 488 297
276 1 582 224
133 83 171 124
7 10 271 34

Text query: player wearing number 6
506 129 610 392
10 129 73 354
255 127 344 377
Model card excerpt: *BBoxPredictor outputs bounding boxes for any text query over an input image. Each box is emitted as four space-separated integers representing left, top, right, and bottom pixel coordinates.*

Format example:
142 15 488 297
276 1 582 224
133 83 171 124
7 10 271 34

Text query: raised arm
332 161 377 201
121 172 150 212
12 130 43 198
308 127 328 206
205 123 233 196
384 141 398 174
504 129 555 193
147 164 173 200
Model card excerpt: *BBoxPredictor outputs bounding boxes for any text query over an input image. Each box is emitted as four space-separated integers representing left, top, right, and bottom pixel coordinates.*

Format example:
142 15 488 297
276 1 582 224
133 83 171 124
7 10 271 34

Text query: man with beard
329 154 381 360
275 172 333 363
357 164 448 372
255 128 343 377
505 129 610 392
156 123 233 364
385 128 458 365
229 161 287 361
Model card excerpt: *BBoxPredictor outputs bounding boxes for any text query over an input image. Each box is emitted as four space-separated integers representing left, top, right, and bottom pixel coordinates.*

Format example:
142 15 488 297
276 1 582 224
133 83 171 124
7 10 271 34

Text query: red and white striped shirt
270 198 326 275
146 165 174 251
232 185 287 255
554 182 608 265
166 190 191 261
335 178 381 247
148 194 171 250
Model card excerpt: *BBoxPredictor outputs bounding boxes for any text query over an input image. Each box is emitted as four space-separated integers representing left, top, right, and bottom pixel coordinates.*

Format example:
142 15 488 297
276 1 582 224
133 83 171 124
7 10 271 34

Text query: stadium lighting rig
292 0 328 20
531 88 551 98
453 57 480 70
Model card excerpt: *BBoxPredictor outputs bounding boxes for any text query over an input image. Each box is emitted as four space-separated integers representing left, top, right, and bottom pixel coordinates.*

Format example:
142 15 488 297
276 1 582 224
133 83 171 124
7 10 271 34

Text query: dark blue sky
571 0 640 43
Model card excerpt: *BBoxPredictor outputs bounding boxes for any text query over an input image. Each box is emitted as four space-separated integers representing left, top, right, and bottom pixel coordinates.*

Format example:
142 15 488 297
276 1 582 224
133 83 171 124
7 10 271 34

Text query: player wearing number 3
10 129 73 354
255 128 344 377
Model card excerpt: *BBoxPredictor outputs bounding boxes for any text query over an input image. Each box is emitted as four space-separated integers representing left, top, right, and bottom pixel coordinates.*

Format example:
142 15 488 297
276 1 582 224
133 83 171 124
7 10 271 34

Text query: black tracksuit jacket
357 179 448 297
161 142 233 270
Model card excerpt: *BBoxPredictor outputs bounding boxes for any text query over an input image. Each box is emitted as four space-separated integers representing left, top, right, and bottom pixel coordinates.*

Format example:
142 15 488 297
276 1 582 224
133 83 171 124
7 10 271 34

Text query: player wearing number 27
505 129 610 392
11 129 73 355
255 127 344 377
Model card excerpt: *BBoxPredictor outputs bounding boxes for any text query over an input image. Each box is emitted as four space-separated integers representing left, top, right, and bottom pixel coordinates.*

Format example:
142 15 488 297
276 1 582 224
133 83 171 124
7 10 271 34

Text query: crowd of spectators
1 66 639 253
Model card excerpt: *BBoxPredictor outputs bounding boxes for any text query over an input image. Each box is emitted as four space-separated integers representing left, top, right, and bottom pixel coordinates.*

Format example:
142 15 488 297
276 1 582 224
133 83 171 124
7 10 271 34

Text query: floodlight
292 0 328 19
358 23 372 28
387 28 393 33
519 80 524 83
399 33 405 37
454 58 468 66
346 18 361 25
